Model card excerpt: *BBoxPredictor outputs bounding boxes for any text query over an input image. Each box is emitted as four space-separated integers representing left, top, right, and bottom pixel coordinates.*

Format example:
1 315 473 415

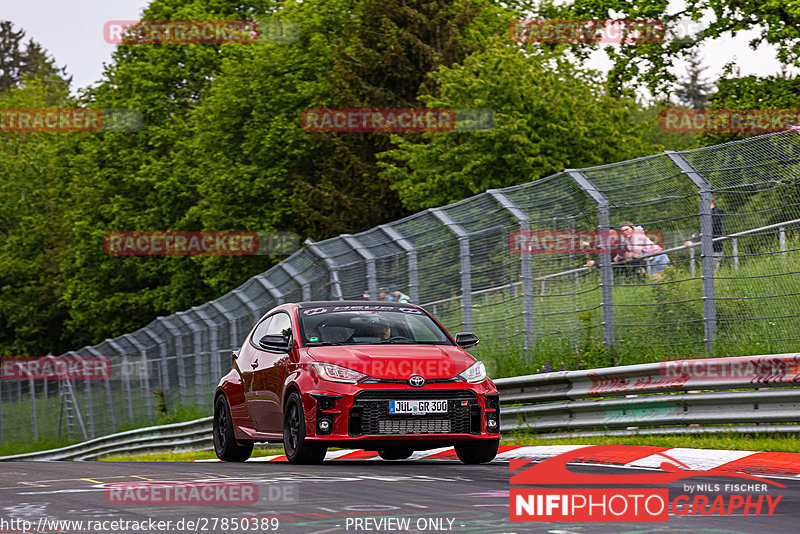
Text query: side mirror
455 332 479 349
258 334 291 352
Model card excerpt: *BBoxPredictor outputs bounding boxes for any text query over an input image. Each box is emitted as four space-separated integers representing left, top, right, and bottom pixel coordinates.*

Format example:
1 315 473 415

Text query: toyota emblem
408 375 425 388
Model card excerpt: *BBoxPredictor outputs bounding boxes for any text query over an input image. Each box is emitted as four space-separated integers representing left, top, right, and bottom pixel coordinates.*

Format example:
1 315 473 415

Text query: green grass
0 402 210 457
448 234 800 378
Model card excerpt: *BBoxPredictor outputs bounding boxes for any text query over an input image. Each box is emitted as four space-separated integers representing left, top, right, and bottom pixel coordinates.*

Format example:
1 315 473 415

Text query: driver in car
371 319 391 341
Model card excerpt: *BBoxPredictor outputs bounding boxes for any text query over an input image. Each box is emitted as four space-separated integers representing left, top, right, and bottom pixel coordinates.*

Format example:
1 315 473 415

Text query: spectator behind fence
583 229 628 277
362 292 371 300
377 287 393 301
684 194 725 270
388 286 411 303
619 221 669 280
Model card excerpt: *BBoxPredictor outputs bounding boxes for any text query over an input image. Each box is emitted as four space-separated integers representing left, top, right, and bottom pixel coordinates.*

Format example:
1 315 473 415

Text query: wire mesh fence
2 129 800 445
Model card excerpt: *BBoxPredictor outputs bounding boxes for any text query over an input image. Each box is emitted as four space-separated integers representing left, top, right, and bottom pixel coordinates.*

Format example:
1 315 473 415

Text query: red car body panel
215 301 500 450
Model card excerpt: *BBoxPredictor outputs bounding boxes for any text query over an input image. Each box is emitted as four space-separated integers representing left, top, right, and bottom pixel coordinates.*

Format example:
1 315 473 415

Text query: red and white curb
196 445 800 478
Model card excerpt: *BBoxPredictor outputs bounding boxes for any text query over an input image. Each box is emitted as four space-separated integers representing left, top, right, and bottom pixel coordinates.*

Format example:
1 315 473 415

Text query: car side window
266 312 292 341
249 316 272 348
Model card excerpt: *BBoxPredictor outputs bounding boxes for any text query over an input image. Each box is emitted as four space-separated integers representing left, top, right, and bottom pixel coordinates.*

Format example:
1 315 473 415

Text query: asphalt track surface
0 460 797 534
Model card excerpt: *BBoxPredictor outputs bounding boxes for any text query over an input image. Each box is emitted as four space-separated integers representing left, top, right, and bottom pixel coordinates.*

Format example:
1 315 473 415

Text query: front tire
214 395 253 462
455 439 499 464
283 391 327 464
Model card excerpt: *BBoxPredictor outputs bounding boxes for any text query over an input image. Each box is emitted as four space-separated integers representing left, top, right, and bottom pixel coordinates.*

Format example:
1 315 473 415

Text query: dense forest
1 0 798 355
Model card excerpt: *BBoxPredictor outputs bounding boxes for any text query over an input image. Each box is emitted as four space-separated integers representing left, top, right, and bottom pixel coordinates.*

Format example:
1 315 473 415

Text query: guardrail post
304 239 344 300
156 318 189 406
342 235 378 299
122 335 152 421
567 170 615 350
86 346 116 433
379 224 419 303
665 151 716 352
106 339 135 424
487 189 535 363
279 262 311 301
430 208 473 333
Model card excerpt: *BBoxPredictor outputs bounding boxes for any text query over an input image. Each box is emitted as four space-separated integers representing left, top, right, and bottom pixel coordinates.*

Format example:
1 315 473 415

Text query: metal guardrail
0 416 212 461
2 353 799 460
496 352 800 438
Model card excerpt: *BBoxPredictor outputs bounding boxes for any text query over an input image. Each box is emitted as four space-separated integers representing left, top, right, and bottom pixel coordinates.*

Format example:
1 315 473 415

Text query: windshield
297 305 453 346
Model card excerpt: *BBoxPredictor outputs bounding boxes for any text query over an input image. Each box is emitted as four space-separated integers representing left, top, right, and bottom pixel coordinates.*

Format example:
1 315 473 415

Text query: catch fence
2 129 800 444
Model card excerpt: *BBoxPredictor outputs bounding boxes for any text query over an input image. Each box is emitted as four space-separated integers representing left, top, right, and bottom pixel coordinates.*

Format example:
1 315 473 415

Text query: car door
241 316 271 429
251 312 293 433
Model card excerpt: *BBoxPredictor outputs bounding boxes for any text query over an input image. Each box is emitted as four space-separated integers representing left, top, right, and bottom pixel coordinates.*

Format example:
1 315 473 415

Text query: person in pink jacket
619 221 670 279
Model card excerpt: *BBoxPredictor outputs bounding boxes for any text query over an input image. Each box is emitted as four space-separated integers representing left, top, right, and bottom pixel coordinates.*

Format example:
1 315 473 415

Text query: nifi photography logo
510 445 784 523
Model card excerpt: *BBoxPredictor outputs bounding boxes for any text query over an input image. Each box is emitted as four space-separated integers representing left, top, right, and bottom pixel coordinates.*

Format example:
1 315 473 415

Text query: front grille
350 389 477 436
379 419 450 434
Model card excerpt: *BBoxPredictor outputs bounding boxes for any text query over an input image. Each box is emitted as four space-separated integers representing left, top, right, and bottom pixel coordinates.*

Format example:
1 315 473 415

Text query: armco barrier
2 353 799 460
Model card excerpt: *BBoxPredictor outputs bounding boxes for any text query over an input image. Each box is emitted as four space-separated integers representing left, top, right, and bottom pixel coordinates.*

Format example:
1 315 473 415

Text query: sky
2 0 795 96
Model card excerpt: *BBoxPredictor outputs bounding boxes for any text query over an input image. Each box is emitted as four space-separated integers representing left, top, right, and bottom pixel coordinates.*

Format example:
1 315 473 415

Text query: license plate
388 400 448 415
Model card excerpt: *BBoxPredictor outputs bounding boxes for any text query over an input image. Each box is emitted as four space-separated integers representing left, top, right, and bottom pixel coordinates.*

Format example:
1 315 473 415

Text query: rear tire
283 391 327 464
377 447 413 460
214 395 253 462
455 439 499 464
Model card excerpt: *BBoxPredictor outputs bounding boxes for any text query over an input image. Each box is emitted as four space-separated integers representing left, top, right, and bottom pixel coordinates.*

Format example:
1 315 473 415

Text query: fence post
665 151 716 352
175 312 206 408
732 237 739 270
487 189 535 363
430 208 473 333
342 235 378 299
156 317 189 406
233 289 262 326
106 339 135 424
140 329 168 415
304 239 344 300
279 262 311 301
379 224 419 303
195 307 223 398
567 169 615 350
86 346 116 433
210 300 240 357
67 350 95 439
122 335 152 421
0 368 3 443
29 372 38 441
255 274 285 305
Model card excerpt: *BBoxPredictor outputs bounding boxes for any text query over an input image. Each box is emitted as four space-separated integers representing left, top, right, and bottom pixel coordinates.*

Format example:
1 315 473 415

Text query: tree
508 1 800 97
0 21 71 95
674 48 713 110
379 42 657 211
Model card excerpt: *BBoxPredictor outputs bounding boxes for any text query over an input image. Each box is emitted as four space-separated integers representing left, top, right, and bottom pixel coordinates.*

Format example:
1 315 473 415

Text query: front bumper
302 381 500 446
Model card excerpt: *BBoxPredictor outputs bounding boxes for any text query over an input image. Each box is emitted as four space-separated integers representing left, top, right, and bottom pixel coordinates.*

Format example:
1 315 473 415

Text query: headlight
312 362 369 384
456 361 486 383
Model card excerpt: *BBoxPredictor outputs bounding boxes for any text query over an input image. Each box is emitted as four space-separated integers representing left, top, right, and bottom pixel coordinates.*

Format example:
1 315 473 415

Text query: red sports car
213 301 500 464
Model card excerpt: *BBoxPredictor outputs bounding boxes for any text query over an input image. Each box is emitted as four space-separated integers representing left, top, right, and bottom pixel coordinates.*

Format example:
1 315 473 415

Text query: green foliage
380 43 657 211
507 0 800 96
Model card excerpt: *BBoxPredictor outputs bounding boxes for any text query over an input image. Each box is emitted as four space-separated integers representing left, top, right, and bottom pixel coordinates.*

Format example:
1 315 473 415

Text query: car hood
305 344 475 380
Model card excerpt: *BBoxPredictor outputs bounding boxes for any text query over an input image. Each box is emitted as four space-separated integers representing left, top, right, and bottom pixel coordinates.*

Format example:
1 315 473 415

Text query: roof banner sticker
301 305 422 315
